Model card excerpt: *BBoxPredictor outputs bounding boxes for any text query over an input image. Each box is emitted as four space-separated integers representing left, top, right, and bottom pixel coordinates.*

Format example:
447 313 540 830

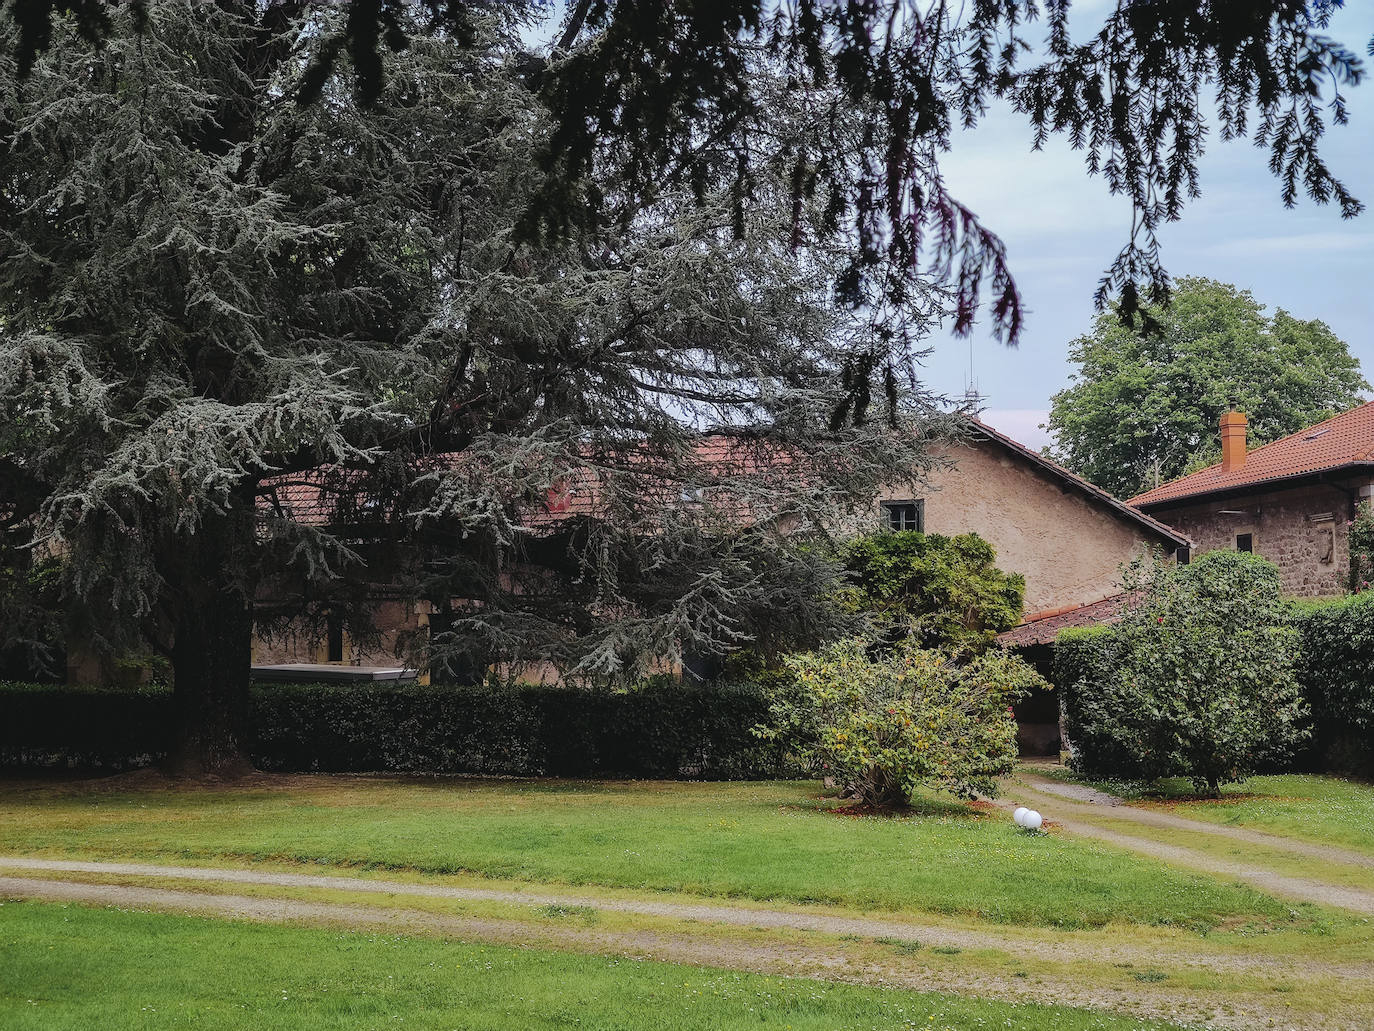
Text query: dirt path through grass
1018 773 1374 869
2 869 1365 1031
0 853 1358 977
994 778 1374 914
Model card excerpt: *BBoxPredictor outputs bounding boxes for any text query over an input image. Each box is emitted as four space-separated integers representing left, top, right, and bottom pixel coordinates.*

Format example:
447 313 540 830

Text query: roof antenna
962 336 984 411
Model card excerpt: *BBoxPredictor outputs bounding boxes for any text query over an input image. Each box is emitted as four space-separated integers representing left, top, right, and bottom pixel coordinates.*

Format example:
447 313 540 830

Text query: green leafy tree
840 532 1024 656
1047 278 1369 499
1058 551 1310 796
4 2 1368 341
0 3 947 773
763 639 1045 808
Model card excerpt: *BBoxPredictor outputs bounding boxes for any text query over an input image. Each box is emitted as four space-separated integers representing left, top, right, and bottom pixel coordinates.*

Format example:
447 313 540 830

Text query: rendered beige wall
875 439 1165 613
252 599 420 669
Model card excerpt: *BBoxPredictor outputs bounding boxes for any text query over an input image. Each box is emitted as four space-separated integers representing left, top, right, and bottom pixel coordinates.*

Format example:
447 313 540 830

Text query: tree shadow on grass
791 793 982 820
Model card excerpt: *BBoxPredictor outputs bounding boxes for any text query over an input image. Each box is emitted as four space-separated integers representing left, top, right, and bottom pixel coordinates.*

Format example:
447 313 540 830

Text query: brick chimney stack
1220 411 1248 472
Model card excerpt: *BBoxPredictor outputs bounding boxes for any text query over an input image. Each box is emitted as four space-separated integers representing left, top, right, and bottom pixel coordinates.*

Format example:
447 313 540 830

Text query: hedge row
1055 594 1374 777
1296 592 1374 774
1051 627 1125 773
0 682 171 771
0 679 788 779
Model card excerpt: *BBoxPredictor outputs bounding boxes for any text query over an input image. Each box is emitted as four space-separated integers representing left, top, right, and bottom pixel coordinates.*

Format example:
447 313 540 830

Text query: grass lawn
1030 769 1374 855
0 900 1189 1031
0 776 1306 931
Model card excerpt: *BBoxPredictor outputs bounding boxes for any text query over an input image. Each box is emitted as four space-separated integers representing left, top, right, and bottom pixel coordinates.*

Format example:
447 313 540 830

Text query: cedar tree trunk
165 506 257 777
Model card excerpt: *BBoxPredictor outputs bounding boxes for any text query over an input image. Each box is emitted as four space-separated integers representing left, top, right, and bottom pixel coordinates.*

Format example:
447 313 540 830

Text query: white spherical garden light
1012 806 1029 827
1023 809 1043 831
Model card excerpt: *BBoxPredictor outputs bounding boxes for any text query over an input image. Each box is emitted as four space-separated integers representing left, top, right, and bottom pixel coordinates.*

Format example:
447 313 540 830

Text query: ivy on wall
1349 502 1374 595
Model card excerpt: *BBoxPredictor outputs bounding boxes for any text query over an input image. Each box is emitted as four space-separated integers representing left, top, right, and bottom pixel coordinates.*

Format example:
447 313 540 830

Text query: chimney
1221 411 1248 472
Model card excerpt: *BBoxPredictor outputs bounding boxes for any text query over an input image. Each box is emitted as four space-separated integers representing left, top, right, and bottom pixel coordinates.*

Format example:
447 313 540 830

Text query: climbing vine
1349 502 1374 594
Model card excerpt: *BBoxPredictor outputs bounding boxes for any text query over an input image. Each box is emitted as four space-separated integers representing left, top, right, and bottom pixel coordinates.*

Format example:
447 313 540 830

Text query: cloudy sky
924 2 1374 451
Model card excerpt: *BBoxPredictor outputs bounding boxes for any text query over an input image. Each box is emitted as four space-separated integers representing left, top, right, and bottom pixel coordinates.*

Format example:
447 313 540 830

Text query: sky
929 2 1374 451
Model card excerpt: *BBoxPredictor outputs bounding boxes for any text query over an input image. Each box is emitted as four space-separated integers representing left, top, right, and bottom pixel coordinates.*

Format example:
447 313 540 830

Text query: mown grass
0 900 1192 1031
1031 769 1374 854
0 775 1303 931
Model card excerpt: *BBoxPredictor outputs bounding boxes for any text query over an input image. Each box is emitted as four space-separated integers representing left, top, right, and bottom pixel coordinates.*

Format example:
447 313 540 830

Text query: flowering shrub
760 639 1044 808
1057 551 1309 795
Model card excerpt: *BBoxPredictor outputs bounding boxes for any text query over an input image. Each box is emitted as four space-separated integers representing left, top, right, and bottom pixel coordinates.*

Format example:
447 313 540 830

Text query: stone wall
873 438 1177 613
1143 478 1371 598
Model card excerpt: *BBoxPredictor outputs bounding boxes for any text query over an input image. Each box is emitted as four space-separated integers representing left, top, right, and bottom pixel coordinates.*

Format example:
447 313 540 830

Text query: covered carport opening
996 596 1129 758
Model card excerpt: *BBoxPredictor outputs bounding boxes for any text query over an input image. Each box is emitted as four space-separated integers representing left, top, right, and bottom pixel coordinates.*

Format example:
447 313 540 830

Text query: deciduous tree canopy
1046 278 1369 499
1058 551 1309 796
840 531 1025 656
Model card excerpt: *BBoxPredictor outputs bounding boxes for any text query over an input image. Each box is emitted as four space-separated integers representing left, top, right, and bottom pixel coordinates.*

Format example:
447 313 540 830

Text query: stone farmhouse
251 419 1187 753
886 421 1188 755
1130 405 1374 598
254 418 1185 670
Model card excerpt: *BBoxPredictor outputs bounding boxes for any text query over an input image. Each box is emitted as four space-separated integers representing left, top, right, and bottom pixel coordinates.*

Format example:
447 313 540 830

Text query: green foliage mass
1348 501 1374 595
0 679 784 780
1057 551 1309 795
763 639 1045 808
1296 592 1374 771
9 3 1368 348
1047 278 1369 499
0 1 954 767
840 531 1025 656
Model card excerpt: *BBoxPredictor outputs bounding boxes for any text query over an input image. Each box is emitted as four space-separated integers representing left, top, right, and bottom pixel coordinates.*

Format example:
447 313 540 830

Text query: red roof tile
1130 402 1374 508
258 438 785 529
996 593 1130 648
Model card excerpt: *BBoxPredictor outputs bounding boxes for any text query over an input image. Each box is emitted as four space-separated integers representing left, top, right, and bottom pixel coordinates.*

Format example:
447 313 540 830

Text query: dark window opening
1236 533 1253 553
325 613 344 662
682 649 724 682
882 500 924 532
1175 546 1191 565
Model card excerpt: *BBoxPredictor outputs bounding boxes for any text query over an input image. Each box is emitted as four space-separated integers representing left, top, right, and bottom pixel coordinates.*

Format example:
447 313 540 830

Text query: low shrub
0 679 787 779
1348 500 1374 594
760 639 1044 807
1056 551 1309 795
1053 626 1129 773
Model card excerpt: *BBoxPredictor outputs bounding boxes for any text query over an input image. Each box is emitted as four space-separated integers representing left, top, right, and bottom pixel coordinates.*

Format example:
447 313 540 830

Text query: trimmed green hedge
0 683 172 771
0 679 787 779
1052 626 1131 774
1296 593 1374 774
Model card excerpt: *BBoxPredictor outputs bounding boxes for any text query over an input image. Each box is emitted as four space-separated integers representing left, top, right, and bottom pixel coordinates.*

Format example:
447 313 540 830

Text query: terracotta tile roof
259 471 362 528
258 438 783 530
968 419 1189 548
1130 402 1374 509
260 420 1193 550
996 593 1130 648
